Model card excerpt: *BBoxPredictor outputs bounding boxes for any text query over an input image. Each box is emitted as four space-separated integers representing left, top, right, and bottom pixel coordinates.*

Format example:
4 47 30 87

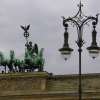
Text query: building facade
0 72 100 100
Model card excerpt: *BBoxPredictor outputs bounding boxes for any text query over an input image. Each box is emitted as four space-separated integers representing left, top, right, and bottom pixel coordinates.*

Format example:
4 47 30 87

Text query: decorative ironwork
59 1 100 100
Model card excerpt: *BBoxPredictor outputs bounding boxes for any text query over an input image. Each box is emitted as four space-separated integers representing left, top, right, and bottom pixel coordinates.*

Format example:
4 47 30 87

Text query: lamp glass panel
61 50 72 60
88 49 100 59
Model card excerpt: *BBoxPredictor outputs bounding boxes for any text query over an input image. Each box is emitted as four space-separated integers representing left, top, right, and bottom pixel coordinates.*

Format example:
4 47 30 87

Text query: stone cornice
48 73 100 79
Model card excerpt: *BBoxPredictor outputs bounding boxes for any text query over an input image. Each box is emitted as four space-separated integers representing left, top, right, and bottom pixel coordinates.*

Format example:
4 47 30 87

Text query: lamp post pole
59 1 100 100
78 46 82 100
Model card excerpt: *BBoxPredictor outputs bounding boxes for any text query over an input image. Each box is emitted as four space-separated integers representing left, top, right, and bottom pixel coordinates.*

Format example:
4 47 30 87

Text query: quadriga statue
0 24 45 73
24 41 45 72
0 43 45 73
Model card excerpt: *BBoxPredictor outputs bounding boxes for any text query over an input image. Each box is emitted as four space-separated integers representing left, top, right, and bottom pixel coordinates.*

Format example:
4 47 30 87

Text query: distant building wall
0 72 100 100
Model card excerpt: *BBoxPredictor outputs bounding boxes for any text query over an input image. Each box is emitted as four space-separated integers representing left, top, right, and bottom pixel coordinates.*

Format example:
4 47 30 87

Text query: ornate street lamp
59 1 100 100
59 23 73 60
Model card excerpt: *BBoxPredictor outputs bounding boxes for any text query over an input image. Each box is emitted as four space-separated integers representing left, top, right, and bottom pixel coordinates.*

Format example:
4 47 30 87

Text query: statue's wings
20 25 25 30
26 24 30 30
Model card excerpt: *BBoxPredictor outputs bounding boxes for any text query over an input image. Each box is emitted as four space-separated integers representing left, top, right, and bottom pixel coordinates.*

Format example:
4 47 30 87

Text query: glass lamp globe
87 46 100 59
59 47 73 60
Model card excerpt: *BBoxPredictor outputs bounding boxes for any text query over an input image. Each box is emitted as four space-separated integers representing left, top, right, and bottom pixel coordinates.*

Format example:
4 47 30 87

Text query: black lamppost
59 1 100 100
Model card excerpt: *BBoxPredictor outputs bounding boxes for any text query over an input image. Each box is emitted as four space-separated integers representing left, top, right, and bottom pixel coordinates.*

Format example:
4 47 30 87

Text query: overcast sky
0 0 100 74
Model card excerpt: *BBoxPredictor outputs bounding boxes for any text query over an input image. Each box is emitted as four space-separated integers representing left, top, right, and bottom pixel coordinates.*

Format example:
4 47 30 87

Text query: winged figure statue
20 24 30 33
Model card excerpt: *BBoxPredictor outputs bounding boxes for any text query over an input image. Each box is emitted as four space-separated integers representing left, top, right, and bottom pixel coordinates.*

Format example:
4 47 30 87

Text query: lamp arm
81 16 98 27
63 17 84 47
63 17 81 39
63 17 80 28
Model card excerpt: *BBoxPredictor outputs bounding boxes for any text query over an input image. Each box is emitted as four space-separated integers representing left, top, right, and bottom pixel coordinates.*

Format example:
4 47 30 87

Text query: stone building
0 72 100 100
